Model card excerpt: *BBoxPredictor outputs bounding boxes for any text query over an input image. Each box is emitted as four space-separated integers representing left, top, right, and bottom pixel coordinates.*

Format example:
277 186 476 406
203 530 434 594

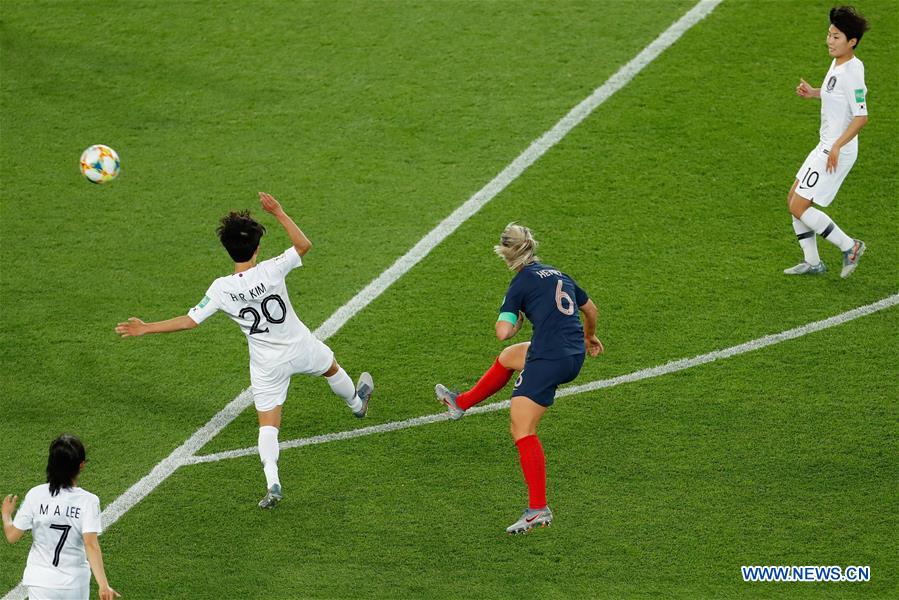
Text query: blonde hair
494 222 539 270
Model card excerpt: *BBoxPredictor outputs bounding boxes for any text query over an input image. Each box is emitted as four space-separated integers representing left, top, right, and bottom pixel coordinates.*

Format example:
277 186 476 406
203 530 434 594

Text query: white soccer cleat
435 384 464 420
258 484 282 509
506 506 553 534
783 261 827 275
840 239 866 279
353 372 373 418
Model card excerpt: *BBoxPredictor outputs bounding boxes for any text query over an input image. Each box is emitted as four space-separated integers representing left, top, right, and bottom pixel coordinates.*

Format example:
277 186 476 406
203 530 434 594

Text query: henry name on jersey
534 268 563 279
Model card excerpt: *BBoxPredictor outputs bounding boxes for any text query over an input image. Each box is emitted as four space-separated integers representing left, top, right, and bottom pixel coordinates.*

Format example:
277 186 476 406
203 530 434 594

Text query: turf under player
784 5 869 278
3 435 119 600
116 192 373 509
435 223 603 534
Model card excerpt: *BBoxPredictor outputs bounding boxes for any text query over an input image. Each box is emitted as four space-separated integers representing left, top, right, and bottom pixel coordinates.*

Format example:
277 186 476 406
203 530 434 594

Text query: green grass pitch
1 1 896 598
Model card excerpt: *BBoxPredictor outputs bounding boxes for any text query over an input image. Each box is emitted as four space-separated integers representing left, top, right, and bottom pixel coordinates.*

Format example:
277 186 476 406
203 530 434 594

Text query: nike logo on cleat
526 514 542 523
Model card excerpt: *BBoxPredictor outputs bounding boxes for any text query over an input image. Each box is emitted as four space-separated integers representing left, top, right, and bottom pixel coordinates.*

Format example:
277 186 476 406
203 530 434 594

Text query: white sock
258 426 280 489
326 368 363 413
791 217 820 265
799 207 854 252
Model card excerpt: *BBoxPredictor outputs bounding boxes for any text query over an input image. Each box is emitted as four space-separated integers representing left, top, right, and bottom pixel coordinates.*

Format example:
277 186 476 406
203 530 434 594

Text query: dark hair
46 435 86 497
830 6 869 48
217 210 266 262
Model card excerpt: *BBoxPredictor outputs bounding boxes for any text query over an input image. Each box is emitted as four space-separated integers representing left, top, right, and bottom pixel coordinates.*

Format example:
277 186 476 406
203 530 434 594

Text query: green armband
497 311 518 325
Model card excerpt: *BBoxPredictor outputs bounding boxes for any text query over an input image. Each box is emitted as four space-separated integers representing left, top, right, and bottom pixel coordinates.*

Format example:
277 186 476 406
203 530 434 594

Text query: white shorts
27 585 88 600
249 337 335 412
793 143 856 207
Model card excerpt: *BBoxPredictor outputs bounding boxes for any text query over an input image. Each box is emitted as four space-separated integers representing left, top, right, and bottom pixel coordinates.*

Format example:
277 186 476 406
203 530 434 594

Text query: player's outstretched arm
579 299 604 357
2 494 24 544
796 78 820 99
115 315 198 337
259 192 312 257
83 533 120 599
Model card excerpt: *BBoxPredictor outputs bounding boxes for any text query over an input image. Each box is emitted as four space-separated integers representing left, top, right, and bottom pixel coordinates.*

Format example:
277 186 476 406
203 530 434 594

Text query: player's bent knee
499 343 528 370
788 197 810 219
499 346 515 368
322 360 339 378
509 420 536 441
510 427 535 441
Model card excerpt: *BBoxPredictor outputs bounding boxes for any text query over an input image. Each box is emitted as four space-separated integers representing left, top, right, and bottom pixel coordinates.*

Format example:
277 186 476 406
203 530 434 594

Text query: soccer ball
80 145 120 184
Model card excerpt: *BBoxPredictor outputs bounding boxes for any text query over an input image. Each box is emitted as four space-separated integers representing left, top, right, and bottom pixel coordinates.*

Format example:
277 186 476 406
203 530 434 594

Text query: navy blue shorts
512 353 585 407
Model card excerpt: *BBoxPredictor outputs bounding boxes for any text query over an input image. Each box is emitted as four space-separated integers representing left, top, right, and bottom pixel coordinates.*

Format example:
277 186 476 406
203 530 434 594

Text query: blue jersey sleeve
498 274 527 324
573 280 589 307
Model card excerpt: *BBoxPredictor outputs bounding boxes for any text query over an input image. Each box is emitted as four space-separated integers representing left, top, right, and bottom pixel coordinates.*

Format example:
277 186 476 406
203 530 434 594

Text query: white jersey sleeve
12 487 35 531
82 495 102 534
264 247 302 278
188 281 222 325
843 61 867 117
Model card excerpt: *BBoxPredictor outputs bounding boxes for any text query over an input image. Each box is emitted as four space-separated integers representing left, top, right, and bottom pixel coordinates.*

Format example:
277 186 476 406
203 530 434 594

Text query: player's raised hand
586 335 604 357
259 192 284 216
2 494 18 518
796 78 817 98
115 318 147 337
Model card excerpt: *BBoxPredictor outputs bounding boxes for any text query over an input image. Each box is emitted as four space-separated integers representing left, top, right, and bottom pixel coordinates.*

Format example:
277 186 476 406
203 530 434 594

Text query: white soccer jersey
13 484 101 589
819 56 867 152
188 246 316 367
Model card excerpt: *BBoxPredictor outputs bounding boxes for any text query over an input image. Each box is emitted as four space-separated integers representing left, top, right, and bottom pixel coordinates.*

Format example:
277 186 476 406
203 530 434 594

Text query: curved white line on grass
186 293 899 465
2 3 723 597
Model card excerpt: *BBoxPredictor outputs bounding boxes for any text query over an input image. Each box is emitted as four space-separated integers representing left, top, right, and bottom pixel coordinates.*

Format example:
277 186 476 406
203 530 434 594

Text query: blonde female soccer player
3 435 119 600
785 5 869 278
436 223 603 534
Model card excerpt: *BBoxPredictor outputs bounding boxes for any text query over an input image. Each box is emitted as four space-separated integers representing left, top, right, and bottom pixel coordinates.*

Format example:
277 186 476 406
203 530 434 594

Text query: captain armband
497 312 518 325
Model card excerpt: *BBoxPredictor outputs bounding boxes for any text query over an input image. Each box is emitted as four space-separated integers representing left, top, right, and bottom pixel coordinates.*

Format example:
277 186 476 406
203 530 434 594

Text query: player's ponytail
46 435 86 497
494 223 540 271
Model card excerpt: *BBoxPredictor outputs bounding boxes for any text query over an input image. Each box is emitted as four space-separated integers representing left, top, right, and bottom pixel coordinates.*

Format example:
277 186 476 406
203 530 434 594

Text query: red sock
515 434 547 509
456 358 513 410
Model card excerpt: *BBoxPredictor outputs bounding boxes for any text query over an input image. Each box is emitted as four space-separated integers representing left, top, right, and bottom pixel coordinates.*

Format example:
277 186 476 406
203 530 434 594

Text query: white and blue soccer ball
80 144 120 184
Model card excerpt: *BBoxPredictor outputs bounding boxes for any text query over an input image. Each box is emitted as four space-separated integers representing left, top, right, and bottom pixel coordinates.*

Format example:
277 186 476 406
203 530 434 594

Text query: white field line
313 0 723 342
3 3 722 598
186 293 899 465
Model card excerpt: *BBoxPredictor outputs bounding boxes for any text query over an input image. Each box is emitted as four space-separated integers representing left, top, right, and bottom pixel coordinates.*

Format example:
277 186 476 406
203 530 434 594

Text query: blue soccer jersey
499 263 589 359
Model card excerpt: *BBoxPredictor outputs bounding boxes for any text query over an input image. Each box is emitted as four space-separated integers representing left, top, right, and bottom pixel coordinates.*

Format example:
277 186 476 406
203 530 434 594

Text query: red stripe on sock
515 434 547 510
456 358 513 410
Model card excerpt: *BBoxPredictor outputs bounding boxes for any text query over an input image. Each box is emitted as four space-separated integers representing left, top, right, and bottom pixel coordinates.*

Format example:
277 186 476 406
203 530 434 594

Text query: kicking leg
791 193 865 278
323 360 373 418
435 343 529 419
